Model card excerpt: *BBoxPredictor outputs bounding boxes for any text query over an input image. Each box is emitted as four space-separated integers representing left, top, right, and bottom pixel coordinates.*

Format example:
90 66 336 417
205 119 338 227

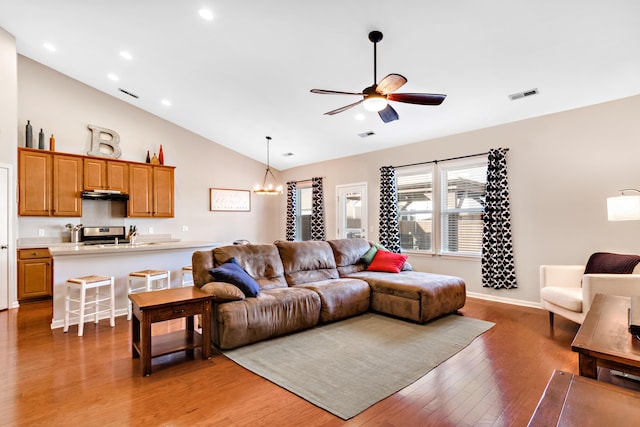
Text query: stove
81 226 129 245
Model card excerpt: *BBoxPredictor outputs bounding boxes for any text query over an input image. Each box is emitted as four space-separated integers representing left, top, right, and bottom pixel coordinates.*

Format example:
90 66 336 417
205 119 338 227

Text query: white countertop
48 240 220 257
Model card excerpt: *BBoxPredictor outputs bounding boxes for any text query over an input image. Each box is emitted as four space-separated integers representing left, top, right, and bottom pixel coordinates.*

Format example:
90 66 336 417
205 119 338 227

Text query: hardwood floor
0 297 580 426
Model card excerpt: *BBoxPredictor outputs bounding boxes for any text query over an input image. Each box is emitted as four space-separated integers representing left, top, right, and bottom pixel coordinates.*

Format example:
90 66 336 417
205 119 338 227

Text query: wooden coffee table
528 370 640 426
571 293 640 379
129 286 214 376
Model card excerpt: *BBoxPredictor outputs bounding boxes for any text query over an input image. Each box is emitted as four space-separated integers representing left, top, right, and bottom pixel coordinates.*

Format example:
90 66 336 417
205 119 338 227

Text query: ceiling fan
310 31 446 123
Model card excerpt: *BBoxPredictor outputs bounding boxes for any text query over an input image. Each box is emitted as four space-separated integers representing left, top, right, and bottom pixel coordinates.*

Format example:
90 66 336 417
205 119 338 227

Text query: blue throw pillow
209 258 260 297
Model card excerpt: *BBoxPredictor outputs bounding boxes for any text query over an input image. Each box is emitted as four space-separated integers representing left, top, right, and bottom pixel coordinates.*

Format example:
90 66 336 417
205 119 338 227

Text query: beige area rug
223 313 494 420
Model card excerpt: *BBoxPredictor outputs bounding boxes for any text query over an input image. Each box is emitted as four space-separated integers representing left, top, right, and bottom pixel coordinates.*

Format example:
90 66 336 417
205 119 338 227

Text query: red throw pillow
367 250 408 273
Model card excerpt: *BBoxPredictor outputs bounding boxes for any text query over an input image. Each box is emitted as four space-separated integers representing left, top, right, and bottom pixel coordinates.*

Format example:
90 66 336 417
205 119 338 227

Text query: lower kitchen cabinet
17 248 53 301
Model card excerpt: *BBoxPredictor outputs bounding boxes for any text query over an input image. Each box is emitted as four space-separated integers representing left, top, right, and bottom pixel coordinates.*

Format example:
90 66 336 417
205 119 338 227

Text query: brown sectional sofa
192 238 466 350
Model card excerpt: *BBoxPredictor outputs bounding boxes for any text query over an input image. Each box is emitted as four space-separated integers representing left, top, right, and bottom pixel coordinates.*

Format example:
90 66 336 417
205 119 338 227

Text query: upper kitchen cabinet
18 148 83 217
83 158 129 193
18 148 52 216
52 154 83 217
153 166 174 217
128 164 174 218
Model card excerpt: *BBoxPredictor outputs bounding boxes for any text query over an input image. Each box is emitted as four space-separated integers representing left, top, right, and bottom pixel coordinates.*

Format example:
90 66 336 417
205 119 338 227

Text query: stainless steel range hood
81 191 129 201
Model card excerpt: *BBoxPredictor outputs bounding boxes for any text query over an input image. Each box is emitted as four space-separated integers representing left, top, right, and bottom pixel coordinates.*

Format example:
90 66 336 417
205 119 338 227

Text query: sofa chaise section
328 238 466 323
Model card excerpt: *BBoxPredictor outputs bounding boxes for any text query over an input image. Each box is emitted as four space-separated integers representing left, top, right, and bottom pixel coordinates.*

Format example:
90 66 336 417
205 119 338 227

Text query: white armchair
540 264 640 326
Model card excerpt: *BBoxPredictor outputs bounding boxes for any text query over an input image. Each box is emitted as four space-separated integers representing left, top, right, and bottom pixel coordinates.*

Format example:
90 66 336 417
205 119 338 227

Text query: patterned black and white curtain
310 177 326 240
286 181 297 241
481 148 517 289
379 166 401 253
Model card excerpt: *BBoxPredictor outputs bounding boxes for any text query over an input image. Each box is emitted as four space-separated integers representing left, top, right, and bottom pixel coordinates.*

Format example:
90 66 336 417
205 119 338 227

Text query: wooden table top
528 370 640 426
128 286 213 309
572 293 640 365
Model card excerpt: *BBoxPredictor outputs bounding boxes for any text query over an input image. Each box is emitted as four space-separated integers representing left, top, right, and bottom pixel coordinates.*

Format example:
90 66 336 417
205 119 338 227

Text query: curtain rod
391 148 508 169
286 176 326 185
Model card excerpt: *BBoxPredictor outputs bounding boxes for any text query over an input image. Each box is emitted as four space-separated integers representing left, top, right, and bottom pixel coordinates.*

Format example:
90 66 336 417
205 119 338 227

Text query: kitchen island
47 241 219 330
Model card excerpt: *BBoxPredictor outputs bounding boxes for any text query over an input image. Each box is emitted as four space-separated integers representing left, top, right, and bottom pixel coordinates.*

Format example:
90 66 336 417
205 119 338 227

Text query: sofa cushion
295 278 370 323
275 240 339 285
328 238 370 276
213 287 321 349
540 286 583 313
367 250 408 273
361 242 386 264
214 244 288 290
201 281 246 302
210 258 260 297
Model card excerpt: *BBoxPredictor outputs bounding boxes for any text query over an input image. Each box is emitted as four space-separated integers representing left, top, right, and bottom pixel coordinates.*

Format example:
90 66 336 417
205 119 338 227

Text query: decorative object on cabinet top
87 124 122 159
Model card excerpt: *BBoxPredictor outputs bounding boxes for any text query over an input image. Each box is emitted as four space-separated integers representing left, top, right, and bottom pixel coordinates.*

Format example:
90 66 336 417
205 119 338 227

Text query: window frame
396 155 488 259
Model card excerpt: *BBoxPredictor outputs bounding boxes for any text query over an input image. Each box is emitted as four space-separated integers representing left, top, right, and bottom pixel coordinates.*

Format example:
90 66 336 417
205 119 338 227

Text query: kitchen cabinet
17 248 52 301
52 154 83 217
18 148 52 216
128 164 174 218
83 158 129 193
18 148 82 217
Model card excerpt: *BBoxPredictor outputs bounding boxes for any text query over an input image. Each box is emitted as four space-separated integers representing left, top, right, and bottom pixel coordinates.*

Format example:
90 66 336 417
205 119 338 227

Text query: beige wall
8 34 640 307
280 95 640 305
16 56 283 245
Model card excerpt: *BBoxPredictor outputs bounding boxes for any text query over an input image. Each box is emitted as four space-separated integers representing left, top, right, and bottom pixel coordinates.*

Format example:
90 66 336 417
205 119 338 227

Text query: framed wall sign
209 188 251 212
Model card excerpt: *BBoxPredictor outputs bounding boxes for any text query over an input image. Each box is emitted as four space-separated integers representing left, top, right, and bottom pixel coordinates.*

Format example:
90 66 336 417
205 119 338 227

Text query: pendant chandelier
253 136 283 195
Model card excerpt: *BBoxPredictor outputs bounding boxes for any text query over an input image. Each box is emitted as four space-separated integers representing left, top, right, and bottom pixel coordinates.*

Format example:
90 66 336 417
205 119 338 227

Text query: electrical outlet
148 227 154 234
182 225 189 232
38 228 45 237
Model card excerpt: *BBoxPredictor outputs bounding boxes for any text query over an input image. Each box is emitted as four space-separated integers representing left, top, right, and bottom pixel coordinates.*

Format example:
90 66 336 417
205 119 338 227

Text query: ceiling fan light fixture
363 95 388 112
254 136 283 196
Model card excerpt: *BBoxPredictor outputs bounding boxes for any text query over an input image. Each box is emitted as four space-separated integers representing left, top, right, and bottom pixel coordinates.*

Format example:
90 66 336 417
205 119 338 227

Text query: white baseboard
466 291 543 310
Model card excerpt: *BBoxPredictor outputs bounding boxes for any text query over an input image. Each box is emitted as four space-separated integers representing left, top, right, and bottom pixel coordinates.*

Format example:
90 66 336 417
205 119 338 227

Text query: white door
336 183 367 240
0 165 9 310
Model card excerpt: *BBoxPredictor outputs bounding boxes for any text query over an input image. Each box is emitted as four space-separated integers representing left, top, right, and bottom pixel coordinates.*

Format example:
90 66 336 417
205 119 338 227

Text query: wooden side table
129 286 214 376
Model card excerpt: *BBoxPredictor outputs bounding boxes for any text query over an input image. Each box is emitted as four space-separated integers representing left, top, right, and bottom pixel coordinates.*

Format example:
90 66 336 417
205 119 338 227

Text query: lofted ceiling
1 1 639 170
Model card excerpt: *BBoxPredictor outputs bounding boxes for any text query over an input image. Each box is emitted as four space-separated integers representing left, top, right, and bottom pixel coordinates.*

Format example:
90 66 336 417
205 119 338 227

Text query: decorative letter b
87 125 122 159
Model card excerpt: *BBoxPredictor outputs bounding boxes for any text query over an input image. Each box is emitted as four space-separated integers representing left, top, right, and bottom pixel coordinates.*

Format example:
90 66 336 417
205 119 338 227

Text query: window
295 185 313 241
397 156 487 257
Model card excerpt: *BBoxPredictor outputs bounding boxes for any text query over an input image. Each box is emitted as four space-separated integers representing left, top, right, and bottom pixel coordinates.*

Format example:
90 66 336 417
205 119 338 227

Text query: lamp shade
363 96 388 112
607 195 640 221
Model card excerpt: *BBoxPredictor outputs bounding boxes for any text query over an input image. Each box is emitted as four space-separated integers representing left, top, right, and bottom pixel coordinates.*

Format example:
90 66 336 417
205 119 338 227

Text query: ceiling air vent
508 88 539 101
358 131 375 138
118 88 139 99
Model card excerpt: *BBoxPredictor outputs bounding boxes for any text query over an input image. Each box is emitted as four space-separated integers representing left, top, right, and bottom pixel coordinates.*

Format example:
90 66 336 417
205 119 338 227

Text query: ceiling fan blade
378 104 399 123
325 99 364 115
311 89 364 96
388 93 447 105
376 74 407 95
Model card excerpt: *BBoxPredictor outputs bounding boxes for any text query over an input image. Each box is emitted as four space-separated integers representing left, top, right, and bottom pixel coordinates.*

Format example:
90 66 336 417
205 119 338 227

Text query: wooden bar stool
181 266 193 286
127 269 171 320
64 275 115 336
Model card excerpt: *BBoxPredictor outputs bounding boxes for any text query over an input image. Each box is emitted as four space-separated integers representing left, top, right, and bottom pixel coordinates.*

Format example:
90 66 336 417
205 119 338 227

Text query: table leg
186 314 195 359
141 313 152 376
578 353 598 379
202 302 211 360
131 313 140 358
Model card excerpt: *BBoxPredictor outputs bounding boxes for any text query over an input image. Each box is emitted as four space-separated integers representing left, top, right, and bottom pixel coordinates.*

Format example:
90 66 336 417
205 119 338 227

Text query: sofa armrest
540 265 584 290
201 281 246 302
582 274 640 313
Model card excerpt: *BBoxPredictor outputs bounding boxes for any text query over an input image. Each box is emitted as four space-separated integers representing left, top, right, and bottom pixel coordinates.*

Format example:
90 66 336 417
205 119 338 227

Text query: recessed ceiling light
43 43 56 52
355 113 366 121
107 73 119 81
120 51 133 60
161 99 171 106
199 9 214 20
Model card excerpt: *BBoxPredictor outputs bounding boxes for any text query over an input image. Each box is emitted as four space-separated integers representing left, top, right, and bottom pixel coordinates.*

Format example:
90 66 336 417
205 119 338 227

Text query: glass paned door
337 183 367 240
